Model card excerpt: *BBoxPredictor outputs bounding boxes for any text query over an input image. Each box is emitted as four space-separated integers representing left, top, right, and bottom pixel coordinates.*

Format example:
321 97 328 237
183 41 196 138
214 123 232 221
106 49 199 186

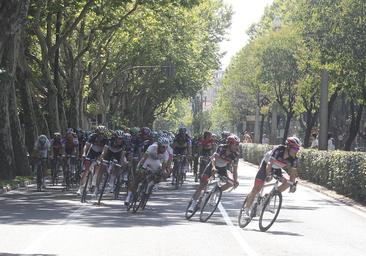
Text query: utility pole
319 69 329 150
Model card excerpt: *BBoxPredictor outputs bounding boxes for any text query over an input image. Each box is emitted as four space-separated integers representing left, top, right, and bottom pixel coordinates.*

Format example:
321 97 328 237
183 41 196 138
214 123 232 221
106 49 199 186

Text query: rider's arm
99 145 109 160
83 142 91 157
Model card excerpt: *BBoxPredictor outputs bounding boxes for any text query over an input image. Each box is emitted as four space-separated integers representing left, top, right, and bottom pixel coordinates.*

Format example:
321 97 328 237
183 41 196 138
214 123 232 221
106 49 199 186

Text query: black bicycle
63 154 77 190
33 157 48 192
97 159 122 204
172 154 187 189
80 158 98 203
130 168 161 213
238 171 297 232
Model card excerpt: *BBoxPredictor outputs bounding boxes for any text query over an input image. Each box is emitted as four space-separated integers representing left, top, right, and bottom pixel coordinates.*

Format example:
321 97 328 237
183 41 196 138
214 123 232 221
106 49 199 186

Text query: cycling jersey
103 141 124 162
87 133 108 153
213 144 239 168
199 137 215 156
142 142 169 173
63 137 79 155
34 138 50 158
173 134 191 154
51 139 63 156
256 145 298 183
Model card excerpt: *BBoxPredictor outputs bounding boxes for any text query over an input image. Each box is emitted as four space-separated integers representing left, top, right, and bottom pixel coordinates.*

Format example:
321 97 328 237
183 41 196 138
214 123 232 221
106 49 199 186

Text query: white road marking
218 203 258 256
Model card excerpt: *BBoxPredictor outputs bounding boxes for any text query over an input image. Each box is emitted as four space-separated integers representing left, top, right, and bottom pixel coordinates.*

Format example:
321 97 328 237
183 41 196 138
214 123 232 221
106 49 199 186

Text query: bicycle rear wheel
238 196 252 228
259 191 282 232
199 186 222 222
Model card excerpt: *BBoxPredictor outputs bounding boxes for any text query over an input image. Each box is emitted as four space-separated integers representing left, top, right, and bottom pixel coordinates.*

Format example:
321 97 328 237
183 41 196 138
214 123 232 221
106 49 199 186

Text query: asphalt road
1 160 365 256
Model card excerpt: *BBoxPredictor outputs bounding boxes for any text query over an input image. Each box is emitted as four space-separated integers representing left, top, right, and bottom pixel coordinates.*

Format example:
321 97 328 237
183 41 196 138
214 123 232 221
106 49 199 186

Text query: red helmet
227 135 240 145
286 136 301 148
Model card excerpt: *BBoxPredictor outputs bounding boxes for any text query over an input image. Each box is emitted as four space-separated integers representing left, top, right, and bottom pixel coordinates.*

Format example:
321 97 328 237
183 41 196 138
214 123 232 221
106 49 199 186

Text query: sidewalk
240 159 366 213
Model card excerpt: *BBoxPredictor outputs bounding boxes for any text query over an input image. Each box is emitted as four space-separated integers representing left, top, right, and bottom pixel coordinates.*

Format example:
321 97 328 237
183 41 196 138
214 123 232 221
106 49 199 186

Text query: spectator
262 134 269 144
328 133 335 151
243 131 252 143
310 133 318 149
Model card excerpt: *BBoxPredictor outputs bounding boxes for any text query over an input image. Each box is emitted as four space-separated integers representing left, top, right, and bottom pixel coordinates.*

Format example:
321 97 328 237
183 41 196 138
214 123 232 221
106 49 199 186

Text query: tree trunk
17 39 38 152
282 111 293 143
344 101 363 151
303 110 319 148
0 0 30 178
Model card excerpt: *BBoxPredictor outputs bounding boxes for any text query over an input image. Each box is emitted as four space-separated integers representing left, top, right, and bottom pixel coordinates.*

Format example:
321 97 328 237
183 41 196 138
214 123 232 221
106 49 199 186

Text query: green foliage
240 143 366 203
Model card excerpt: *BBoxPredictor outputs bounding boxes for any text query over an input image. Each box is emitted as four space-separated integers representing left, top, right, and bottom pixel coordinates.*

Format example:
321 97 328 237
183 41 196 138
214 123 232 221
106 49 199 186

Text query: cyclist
50 132 63 168
197 131 215 180
124 136 170 205
77 125 108 195
94 130 127 195
172 126 191 181
241 136 301 219
191 134 201 181
32 134 51 188
188 135 240 212
220 131 231 144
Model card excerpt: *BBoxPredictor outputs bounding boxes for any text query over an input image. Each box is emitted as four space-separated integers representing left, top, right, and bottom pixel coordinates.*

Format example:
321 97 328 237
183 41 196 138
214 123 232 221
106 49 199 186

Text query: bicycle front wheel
238 196 251 228
259 191 282 232
199 186 222 222
185 198 198 220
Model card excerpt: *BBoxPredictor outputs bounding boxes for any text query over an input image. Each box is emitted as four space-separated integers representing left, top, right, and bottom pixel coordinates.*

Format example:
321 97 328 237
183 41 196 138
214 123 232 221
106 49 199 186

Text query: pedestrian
310 133 318 149
262 134 269 144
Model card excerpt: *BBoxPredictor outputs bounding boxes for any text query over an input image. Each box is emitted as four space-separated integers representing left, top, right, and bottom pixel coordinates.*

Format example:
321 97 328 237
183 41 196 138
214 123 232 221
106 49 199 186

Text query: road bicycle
185 170 234 222
63 154 77 190
33 157 48 192
238 170 297 232
97 159 123 204
172 154 187 189
80 158 98 203
129 166 161 213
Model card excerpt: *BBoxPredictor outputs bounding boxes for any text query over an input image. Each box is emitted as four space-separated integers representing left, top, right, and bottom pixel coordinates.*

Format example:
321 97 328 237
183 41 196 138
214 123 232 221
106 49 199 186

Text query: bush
240 143 366 204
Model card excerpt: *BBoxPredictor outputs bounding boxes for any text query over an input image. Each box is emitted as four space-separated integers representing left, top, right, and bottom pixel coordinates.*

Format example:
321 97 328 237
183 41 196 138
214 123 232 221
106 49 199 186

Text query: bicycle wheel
113 174 121 200
98 171 109 204
238 196 252 228
132 182 146 212
36 164 43 192
199 186 222 222
185 198 199 220
126 192 136 212
259 191 282 232
81 171 91 203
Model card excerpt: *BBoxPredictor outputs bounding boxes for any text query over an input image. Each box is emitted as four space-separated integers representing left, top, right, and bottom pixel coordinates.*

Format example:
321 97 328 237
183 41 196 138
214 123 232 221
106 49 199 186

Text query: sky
220 0 274 70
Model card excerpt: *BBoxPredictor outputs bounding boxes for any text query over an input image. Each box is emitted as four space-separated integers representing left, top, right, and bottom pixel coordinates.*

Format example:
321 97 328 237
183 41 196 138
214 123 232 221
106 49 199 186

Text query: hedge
240 143 366 204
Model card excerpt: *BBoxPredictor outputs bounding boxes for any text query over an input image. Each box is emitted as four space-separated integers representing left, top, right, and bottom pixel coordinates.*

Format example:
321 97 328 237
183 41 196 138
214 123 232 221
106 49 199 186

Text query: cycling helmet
53 132 61 138
221 131 231 138
158 136 170 147
130 127 139 135
151 131 159 140
66 128 74 134
114 130 124 138
227 135 240 145
123 132 132 142
95 125 107 134
38 135 48 146
285 136 301 148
